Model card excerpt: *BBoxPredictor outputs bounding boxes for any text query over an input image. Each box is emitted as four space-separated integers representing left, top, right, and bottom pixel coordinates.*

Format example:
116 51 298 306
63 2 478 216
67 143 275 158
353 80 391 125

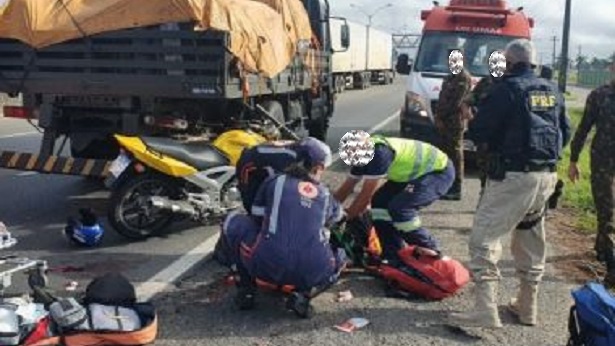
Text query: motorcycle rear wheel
108 172 180 240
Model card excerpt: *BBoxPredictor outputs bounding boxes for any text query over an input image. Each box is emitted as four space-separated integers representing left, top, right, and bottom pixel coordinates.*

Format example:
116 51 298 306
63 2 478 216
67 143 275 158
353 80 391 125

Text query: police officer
539 66 553 81
568 78 615 286
464 74 500 194
436 68 473 200
220 138 345 318
334 135 454 269
449 39 571 328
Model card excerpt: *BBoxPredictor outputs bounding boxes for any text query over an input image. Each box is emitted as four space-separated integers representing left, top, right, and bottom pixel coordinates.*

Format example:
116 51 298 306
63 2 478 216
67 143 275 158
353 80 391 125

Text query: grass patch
556 107 597 231
564 91 577 101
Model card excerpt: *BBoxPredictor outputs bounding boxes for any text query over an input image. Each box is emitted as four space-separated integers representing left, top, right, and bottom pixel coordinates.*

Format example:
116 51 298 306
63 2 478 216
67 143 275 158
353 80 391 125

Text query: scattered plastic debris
65 281 79 291
334 317 370 333
0 222 18 249
336 290 353 302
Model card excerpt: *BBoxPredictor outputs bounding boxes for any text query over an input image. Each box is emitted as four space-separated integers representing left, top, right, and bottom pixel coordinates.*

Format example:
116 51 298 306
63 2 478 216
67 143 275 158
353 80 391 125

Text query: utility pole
558 0 572 93
551 36 558 68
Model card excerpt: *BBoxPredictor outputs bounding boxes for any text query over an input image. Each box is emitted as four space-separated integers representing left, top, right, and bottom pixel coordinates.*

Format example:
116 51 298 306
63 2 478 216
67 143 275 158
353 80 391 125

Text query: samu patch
528 90 557 112
298 182 318 199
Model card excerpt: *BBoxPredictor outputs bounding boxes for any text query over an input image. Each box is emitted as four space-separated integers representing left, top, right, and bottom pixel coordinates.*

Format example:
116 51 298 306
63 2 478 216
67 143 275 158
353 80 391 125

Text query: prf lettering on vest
528 91 557 112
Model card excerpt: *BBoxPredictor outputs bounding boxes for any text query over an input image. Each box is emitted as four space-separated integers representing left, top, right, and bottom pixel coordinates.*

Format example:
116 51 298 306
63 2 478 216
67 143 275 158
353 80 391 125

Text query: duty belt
506 163 556 173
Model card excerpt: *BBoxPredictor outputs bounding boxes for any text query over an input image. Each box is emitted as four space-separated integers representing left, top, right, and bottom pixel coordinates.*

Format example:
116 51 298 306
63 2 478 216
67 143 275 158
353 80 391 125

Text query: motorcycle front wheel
108 172 180 240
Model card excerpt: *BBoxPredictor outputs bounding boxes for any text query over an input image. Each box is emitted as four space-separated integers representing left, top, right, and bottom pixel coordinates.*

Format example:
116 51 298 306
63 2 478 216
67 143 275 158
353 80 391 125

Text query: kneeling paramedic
448 39 570 328
214 139 300 266
334 135 454 269
236 140 300 213
221 138 346 317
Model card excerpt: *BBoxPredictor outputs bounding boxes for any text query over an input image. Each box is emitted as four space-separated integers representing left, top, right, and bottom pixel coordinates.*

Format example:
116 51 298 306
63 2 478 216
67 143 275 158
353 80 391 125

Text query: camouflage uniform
569 80 615 274
435 70 472 197
465 76 498 191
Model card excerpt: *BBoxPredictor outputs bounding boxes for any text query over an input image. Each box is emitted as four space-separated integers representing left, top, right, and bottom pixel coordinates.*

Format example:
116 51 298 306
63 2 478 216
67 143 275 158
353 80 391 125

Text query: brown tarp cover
0 0 313 77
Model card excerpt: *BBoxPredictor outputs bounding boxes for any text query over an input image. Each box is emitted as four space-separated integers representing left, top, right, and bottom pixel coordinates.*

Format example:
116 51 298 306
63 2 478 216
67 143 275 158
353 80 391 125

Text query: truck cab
395 0 533 149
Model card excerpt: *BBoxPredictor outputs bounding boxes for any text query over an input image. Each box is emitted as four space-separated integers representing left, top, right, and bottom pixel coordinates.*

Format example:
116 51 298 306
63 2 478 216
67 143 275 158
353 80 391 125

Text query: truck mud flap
0 151 111 178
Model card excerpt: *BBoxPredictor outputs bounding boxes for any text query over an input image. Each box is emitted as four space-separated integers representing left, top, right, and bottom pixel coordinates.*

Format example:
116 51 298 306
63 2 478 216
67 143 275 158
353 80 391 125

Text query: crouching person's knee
215 212 259 267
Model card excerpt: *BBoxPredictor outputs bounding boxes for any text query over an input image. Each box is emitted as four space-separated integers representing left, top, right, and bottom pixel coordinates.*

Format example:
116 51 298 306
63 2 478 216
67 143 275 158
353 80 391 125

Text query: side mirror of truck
340 23 350 49
395 54 412 75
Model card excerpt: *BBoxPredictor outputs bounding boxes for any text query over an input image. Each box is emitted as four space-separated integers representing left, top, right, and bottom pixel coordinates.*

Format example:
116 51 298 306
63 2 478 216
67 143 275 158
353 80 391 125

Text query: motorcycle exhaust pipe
148 196 197 216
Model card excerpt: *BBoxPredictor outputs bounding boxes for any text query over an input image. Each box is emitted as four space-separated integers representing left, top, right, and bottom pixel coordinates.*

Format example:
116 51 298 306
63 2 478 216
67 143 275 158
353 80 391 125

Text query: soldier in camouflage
465 75 499 193
568 79 615 285
435 68 472 200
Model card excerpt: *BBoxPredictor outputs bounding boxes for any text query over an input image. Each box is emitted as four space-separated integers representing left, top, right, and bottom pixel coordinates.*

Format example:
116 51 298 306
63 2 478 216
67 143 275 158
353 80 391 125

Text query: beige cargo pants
469 171 558 283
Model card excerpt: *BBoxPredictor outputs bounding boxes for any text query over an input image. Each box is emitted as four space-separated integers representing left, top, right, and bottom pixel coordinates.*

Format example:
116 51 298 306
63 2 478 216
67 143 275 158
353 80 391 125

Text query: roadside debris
334 317 370 333
336 290 353 302
64 281 79 291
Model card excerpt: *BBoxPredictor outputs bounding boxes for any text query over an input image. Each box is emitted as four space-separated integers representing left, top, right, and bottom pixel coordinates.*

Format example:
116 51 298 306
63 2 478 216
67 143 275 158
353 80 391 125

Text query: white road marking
136 233 220 301
136 109 401 300
0 131 39 139
16 172 38 177
331 110 400 163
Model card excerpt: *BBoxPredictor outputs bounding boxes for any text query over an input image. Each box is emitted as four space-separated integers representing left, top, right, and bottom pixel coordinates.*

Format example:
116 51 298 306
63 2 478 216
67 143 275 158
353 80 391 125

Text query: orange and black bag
26 302 158 346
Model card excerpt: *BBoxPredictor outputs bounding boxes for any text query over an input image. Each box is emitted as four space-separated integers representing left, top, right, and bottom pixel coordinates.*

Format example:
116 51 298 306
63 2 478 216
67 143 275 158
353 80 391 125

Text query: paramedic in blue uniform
449 39 571 328
214 139 299 267
236 140 299 212
221 138 345 317
334 135 454 266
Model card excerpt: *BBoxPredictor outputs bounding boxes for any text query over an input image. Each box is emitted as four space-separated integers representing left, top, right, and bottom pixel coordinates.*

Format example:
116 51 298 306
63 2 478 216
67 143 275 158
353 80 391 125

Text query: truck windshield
414 32 521 77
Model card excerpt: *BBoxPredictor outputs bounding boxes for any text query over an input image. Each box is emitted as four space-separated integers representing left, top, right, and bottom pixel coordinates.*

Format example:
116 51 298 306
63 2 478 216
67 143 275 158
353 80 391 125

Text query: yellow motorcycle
105 128 267 239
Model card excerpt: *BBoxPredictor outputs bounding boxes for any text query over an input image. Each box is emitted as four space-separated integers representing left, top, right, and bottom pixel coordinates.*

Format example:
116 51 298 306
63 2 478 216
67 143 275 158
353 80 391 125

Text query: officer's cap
504 39 538 67
293 137 333 168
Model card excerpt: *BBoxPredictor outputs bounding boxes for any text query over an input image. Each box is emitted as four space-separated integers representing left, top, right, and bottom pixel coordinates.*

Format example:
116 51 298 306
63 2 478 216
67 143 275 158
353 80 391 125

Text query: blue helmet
64 209 104 247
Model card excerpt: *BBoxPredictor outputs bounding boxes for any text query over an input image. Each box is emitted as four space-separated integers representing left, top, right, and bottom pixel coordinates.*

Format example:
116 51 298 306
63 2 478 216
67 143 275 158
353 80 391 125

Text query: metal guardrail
577 71 615 88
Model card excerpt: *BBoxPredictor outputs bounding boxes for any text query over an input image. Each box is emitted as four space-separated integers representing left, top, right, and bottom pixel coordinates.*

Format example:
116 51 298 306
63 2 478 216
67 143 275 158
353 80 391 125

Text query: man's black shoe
441 190 462 201
286 292 313 319
234 287 256 310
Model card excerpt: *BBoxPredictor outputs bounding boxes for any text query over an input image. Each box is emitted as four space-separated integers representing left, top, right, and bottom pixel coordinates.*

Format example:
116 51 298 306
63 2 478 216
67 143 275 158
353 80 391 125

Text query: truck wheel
308 115 329 141
260 100 286 138
108 172 179 240
336 77 346 93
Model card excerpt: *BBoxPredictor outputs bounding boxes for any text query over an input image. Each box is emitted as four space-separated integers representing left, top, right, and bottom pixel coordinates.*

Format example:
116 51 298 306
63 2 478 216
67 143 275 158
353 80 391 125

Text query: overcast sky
331 0 615 64
1 0 612 63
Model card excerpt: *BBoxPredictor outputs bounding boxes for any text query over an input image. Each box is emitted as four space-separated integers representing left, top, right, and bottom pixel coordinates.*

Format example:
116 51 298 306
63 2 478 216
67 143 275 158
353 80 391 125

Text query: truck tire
308 116 329 141
336 76 346 93
362 73 371 89
260 100 286 138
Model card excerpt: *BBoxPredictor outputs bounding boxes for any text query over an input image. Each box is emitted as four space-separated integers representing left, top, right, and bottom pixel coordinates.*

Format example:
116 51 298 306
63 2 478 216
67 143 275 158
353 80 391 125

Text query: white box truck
331 20 394 93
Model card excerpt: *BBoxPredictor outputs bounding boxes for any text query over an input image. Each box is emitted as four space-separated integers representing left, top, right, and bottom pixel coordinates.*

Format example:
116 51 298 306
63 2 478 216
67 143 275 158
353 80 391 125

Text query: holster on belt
487 153 506 181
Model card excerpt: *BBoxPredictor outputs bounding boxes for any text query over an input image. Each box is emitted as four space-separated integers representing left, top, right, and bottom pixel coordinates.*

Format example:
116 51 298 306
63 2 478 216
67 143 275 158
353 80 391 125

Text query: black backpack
84 273 137 306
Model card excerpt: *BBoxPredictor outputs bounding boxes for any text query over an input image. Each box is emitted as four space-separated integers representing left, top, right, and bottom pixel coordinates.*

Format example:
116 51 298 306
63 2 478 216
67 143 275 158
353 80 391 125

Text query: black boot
286 292 313 319
441 182 462 201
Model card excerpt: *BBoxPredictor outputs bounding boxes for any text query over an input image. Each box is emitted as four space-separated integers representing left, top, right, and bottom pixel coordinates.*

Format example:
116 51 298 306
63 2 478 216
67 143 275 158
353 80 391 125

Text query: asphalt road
0 81 404 296
0 82 590 345
152 86 591 345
